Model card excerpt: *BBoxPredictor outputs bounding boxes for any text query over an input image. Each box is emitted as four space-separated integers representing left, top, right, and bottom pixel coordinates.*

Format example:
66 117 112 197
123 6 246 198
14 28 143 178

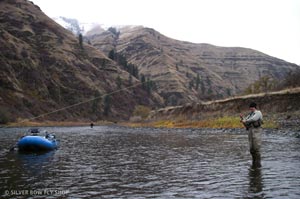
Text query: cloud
32 0 300 65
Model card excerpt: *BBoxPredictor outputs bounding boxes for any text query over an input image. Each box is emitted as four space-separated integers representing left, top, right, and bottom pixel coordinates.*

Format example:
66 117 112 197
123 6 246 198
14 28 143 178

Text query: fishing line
2 80 150 128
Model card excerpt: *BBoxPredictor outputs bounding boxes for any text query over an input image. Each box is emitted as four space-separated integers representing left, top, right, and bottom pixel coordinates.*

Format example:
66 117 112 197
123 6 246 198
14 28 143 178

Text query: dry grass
124 116 279 129
2 117 279 129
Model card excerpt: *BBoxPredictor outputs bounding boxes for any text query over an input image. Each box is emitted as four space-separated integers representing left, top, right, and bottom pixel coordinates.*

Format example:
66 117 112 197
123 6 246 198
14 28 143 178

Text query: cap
249 102 257 108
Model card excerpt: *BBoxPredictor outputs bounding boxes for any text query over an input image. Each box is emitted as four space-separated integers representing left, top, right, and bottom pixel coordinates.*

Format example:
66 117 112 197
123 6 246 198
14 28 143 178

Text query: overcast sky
31 0 300 65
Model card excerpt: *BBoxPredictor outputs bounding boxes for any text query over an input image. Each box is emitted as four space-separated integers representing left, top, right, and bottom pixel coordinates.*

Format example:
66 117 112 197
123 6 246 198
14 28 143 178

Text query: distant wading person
240 102 263 167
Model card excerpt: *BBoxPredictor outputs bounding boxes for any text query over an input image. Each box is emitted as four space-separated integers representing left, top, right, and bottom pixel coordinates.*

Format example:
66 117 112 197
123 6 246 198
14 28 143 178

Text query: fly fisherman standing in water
240 102 263 167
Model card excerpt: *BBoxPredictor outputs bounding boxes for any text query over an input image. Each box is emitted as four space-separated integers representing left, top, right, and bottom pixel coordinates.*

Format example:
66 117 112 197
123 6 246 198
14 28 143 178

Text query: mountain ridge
86 25 299 105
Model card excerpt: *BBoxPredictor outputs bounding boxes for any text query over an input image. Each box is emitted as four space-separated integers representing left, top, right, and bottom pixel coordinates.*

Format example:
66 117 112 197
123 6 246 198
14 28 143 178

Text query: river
0 126 299 198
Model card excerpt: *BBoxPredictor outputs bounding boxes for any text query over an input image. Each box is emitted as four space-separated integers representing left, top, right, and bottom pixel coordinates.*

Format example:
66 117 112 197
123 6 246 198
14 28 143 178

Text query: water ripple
0 127 299 198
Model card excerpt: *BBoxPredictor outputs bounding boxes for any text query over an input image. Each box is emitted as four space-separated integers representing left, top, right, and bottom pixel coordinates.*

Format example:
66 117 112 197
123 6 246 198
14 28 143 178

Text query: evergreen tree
206 77 211 86
196 74 200 90
116 76 122 89
108 50 139 79
118 54 127 67
189 79 194 89
146 78 151 95
132 65 139 78
78 33 83 49
128 74 132 86
103 95 111 116
226 88 231 96
101 59 107 68
108 49 115 60
186 72 189 78
151 81 157 91
128 62 133 74
170 95 177 106
141 74 146 89
201 81 206 94
92 91 101 113
134 65 139 78
108 27 120 37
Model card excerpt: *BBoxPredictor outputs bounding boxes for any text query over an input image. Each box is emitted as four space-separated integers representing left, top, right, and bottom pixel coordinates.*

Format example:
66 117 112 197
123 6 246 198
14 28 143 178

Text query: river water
0 126 299 198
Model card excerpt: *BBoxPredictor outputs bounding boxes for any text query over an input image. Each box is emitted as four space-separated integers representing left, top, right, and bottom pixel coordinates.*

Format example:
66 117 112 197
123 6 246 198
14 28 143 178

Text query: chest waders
248 126 262 167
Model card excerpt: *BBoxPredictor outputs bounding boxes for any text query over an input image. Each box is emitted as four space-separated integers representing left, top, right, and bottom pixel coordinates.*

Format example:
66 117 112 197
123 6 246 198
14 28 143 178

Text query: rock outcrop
87 26 300 105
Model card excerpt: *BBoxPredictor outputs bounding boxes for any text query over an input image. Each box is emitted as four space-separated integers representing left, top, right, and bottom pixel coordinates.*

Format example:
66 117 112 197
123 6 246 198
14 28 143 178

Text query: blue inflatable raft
17 129 58 152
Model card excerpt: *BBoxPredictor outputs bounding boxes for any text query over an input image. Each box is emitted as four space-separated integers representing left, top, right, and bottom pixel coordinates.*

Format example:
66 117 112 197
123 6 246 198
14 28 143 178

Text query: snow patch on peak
53 16 142 36
53 16 102 35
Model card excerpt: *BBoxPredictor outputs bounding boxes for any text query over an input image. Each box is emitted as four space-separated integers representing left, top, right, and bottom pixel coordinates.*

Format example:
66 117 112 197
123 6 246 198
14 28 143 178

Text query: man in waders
240 102 263 167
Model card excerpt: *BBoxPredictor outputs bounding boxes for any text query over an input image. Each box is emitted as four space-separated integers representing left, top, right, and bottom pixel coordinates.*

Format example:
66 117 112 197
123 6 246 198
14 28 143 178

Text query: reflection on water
248 164 264 198
17 151 55 175
0 126 299 198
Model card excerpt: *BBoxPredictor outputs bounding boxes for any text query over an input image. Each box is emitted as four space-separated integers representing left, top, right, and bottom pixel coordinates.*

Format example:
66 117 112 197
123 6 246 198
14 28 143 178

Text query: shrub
133 105 151 119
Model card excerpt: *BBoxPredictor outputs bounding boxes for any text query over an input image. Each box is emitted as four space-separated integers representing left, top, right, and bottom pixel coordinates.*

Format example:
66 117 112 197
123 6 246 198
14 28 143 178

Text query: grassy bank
2 117 279 129
124 116 279 129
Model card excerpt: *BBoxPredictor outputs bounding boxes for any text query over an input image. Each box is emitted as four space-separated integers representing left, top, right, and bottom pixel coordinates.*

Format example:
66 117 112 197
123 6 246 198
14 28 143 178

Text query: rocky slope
0 0 163 123
86 26 300 106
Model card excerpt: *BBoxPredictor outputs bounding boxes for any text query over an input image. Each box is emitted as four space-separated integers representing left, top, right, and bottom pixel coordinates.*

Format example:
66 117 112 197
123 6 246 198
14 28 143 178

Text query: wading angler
240 102 263 167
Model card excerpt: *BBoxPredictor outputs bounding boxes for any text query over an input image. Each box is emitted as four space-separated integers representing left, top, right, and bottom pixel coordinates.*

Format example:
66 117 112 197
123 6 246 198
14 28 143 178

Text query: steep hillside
86 26 300 106
0 0 162 123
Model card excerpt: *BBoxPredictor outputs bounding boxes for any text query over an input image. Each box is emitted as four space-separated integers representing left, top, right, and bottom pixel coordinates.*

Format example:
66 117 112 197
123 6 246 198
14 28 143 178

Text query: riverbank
139 87 300 130
122 116 279 129
1 118 278 129
1 116 297 130
1 120 115 128
2 88 299 130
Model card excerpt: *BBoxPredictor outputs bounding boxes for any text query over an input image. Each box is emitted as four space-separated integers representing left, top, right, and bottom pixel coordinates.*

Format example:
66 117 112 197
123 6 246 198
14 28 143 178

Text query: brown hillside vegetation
0 0 162 124
87 26 300 106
